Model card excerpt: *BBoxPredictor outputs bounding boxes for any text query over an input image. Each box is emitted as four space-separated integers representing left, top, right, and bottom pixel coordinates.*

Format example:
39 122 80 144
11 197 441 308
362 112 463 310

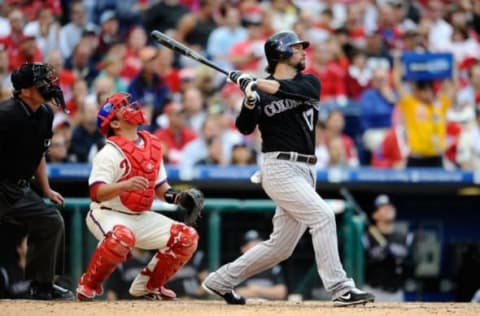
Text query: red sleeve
383 131 402 164
47 0 63 17
89 182 104 202
342 135 356 159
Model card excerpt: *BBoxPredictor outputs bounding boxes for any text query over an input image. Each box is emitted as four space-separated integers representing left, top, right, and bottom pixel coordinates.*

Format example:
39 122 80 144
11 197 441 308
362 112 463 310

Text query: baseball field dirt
1 299 480 316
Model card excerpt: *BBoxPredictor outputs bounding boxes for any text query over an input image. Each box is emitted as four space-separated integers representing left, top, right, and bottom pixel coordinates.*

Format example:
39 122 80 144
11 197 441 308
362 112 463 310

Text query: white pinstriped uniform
207 152 355 298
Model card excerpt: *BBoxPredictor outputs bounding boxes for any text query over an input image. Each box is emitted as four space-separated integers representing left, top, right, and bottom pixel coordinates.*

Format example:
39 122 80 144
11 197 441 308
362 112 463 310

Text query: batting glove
228 71 256 89
243 80 259 109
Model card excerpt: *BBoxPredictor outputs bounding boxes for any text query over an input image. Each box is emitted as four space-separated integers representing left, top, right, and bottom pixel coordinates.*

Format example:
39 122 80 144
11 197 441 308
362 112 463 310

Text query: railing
52 198 366 292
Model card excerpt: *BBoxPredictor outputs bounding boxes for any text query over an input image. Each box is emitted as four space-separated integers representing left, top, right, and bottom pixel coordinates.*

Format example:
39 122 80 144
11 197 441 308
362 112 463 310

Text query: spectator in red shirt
345 48 372 100
120 26 148 82
228 15 266 77
7 34 42 71
156 47 181 94
46 50 76 103
343 3 366 48
371 125 409 169
154 102 197 165
324 110 359 167
65 79 88 121
1 9 26 52
6 0 61 22
305 39 347 103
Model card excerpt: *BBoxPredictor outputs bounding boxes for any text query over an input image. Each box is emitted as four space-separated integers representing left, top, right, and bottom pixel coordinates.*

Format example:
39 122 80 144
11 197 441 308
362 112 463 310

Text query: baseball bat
340 187 388 246
150 30 229 75
150 30 315 102
339 187 371 225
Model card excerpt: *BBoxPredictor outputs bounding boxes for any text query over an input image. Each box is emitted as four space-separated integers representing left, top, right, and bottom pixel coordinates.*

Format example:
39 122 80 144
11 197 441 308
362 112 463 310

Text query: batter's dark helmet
264 31 309 64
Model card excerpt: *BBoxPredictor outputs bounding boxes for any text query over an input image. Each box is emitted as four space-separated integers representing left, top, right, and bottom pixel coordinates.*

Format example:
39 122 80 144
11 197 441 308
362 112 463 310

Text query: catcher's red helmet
97 92 147 135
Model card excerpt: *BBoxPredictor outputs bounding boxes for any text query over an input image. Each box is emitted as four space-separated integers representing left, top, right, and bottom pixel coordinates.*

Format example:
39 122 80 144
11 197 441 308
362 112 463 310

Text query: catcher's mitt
177 188 204 226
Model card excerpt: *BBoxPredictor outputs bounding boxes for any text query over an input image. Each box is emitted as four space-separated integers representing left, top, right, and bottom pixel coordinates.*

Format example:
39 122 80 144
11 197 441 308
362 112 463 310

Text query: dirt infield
1 299 479 316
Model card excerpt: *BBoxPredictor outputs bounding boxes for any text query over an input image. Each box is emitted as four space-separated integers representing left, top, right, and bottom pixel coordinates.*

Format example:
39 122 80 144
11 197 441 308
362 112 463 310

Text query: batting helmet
97 92 147 136
264 31 309 64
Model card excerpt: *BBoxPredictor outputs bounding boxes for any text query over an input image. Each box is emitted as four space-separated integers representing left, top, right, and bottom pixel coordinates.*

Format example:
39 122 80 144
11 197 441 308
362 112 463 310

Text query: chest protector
109 131 163 212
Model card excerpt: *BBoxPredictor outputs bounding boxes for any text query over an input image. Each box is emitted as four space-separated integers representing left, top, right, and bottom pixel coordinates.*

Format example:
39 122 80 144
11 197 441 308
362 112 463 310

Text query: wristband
164 187 180 204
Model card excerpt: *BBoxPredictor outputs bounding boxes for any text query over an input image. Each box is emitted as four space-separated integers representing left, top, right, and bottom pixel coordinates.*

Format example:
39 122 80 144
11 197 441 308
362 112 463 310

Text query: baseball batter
202 31 374 307
76 92 203 301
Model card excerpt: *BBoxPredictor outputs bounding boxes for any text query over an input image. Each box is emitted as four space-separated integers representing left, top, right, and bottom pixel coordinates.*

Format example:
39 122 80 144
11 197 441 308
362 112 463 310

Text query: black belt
100 206 141 216
16 179 30 187
2 178 31 187
276 152 317 165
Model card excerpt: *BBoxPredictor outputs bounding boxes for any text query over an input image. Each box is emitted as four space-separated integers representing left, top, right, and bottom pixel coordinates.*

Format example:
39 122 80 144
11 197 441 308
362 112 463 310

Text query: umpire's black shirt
0 97 53 181
235 73 320 155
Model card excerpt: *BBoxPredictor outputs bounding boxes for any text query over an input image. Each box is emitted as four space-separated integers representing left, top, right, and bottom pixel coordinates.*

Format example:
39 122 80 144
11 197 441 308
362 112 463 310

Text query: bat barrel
150 30 229 76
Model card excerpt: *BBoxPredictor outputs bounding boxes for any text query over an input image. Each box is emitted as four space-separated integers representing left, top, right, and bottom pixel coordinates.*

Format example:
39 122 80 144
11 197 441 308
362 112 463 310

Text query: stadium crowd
0 0 479 170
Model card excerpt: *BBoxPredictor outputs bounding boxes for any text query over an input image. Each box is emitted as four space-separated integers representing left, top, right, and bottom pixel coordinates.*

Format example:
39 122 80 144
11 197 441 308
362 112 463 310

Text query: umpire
0 62 73 300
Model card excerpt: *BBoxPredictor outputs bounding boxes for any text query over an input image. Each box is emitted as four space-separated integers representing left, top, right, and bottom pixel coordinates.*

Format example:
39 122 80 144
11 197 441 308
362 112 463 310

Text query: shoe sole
333 297 375 307
76 289 95 301
202 281 221 298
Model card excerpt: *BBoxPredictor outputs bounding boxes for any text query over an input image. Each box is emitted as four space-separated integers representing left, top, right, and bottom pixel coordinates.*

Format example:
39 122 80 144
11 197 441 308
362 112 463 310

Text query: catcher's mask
97 92 147 136
11 62 67 113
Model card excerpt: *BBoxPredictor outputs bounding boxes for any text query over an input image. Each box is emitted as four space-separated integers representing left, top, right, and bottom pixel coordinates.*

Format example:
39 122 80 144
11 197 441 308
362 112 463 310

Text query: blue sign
401 52 453 81
47 164 477 184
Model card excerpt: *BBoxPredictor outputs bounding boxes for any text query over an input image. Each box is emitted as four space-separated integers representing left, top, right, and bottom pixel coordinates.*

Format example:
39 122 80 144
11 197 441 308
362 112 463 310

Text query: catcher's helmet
97 92 146 135
264 31 309 63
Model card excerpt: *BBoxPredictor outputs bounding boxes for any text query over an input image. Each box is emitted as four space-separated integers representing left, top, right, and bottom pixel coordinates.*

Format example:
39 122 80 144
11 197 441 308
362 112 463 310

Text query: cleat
159 286 176 300
76 275 103 301
133 286 176 301
333 288 375 307
202 280 245 305
76 284 96 301
27 283 74 301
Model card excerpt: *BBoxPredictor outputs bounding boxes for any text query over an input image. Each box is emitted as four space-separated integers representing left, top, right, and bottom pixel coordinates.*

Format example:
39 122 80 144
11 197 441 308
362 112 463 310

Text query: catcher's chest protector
109 131 163 212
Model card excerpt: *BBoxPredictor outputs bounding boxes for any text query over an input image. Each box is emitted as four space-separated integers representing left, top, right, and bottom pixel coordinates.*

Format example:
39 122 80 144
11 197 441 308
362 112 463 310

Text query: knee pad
167 223 199 255
105 225 136 258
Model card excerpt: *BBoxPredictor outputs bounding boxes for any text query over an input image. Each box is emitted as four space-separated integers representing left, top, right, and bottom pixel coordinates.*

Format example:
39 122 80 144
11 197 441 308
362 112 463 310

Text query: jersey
398 94 451 157
363 227 414 292
235 73 321 155
88 135 168 214
0 97 53 180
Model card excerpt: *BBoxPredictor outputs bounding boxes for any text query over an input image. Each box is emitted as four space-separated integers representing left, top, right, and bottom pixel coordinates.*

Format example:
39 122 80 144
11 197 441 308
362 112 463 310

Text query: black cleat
202 281 246 305
27 282 75 301
333 288 375 307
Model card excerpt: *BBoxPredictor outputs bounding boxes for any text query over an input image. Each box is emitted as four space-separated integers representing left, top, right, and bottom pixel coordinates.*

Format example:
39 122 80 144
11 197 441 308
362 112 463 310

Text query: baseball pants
209 153 355 298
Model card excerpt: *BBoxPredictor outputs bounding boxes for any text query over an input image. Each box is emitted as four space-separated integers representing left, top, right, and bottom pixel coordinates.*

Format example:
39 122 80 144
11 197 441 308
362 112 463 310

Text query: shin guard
77 225 136 299
142 224 198 293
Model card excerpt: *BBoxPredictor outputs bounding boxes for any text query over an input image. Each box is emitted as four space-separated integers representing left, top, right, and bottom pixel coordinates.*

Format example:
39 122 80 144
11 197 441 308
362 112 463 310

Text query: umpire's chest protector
109 131 163 212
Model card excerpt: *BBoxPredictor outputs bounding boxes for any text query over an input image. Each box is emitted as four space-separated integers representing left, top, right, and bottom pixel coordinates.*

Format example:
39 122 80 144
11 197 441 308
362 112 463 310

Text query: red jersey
154 127 197 165
305 63 347 101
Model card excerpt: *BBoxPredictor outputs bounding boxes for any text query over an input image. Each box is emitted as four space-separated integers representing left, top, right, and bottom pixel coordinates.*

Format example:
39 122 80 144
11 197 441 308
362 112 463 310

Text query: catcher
76 92 204 301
